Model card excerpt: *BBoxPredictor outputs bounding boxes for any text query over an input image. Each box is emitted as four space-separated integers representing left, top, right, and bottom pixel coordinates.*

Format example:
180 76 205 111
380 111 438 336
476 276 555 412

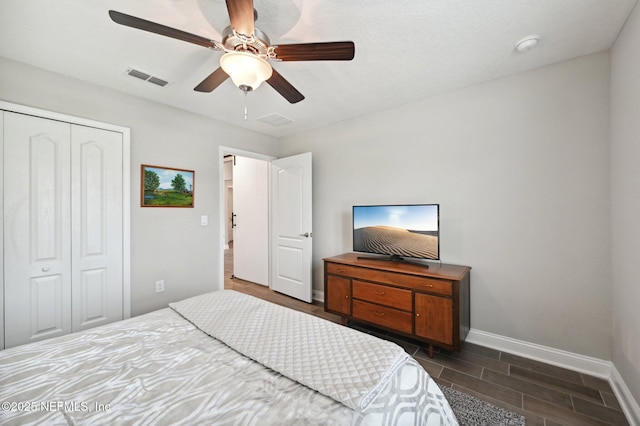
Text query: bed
0 290 457 425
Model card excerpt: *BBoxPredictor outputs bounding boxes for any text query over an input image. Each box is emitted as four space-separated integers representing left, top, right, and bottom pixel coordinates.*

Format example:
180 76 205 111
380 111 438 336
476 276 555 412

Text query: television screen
353 204 439 261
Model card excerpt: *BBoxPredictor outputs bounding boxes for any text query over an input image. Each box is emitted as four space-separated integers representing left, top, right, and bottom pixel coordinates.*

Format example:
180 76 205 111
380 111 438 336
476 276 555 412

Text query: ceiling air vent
257 113 294 127
125 67 169 87
147 76 168 87
126 68 150 80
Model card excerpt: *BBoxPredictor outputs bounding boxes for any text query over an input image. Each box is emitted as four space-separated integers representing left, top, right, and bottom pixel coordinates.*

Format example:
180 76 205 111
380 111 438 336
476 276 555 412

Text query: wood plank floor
224 249 629 426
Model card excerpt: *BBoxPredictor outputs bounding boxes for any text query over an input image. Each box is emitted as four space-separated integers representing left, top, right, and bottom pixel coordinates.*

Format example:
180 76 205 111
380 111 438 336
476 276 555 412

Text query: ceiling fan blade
266 69 305 104
194 67 230 92
109 10 221 50
271 42 355 61
225 0 255 37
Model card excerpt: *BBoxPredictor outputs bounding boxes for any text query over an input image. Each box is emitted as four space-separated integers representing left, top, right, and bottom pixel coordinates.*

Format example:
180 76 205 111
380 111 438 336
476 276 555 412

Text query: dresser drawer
326 262 363 277
326 262 452 296
404 277 453 296
352 300 413 335
352 281 412 311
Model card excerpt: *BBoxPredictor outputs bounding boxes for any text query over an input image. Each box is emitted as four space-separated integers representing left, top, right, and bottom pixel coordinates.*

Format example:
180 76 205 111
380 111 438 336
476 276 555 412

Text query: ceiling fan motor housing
222 26 271 56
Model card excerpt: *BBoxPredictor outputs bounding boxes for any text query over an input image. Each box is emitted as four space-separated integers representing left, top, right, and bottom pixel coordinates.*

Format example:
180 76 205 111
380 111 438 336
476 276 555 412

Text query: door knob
300 232 312 238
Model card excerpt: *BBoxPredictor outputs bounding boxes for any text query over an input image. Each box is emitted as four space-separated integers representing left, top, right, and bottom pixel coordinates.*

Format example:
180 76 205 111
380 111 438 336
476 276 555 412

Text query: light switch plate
201 215 208 226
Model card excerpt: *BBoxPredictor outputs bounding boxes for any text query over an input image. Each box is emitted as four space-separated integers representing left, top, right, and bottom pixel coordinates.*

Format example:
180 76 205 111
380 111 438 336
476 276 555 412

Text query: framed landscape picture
141 164 194 207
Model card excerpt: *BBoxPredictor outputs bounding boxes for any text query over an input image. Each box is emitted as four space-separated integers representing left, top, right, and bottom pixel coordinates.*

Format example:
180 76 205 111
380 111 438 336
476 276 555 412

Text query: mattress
0 290 457 425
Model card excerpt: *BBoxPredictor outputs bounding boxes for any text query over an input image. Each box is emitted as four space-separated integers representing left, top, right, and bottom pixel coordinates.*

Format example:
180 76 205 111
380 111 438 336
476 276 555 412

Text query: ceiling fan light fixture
220 51 273 92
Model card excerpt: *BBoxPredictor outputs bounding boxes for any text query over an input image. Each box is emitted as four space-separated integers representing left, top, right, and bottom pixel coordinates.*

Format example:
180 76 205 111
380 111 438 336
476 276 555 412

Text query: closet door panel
71 125 123 330
80 268 108 325
31 275 66 335
4 112 72 348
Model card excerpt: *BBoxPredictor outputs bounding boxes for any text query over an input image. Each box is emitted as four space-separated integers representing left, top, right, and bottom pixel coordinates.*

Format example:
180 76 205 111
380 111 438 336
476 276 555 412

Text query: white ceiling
0 0 636 137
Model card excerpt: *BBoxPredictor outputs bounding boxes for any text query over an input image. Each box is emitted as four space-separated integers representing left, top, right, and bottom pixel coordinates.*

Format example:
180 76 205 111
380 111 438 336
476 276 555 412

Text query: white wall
280 52 613 360
611 2 640 408
0 56 279 316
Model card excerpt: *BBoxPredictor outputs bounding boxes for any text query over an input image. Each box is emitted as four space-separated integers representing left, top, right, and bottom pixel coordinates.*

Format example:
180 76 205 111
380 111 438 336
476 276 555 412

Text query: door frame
217 146 275 291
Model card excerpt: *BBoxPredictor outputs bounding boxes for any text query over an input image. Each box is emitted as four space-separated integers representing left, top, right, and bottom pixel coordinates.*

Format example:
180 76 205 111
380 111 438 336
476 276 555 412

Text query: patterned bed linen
0 294 457 426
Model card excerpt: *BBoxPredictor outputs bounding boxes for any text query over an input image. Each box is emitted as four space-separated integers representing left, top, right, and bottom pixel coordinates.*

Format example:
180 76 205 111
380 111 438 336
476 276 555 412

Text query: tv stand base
356 254 429 268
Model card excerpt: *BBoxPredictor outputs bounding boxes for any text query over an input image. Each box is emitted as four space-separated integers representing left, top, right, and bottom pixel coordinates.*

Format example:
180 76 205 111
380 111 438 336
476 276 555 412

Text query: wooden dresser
323 253 471 357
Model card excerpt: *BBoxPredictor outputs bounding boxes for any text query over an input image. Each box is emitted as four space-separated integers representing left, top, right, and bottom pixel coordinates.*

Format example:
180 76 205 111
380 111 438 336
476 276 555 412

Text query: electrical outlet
155 280 165 293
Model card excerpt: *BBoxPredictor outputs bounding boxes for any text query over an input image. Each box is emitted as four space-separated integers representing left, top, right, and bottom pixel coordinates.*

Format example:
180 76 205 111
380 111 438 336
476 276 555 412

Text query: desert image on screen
353 226 439 259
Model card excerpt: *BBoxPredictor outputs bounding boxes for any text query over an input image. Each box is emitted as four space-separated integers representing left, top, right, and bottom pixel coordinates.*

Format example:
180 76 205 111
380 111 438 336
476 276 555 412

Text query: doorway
220 147 274 291
218 147 314 303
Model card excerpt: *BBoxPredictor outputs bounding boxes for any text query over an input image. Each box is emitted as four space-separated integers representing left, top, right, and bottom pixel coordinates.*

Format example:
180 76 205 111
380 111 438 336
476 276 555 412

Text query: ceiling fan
108 0 355 104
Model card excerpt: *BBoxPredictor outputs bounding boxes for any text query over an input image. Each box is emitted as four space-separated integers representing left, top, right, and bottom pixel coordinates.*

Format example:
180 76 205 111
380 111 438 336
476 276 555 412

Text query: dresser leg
428 344 434 358
340 316 347 326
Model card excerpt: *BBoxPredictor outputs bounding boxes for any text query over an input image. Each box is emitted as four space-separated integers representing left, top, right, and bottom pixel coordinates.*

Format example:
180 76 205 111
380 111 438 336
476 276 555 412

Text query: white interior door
4 112 73 348
233 156 269 286
270 152 313 303
226 185 233 247
223 156 233 248
71 125 123 331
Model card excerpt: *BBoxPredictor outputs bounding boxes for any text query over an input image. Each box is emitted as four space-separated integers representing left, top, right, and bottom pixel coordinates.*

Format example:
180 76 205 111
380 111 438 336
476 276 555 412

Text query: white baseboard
312 290 324 303
610 364 640 426
466 329 611 377
467 328 640 426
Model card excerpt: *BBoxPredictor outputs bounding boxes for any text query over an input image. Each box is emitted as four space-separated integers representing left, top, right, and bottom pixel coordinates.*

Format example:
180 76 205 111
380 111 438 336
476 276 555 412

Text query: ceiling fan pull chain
244 92 248 121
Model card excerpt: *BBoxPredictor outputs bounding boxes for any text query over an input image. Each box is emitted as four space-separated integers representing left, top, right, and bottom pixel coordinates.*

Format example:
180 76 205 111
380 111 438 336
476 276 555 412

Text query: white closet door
4 112 72 348
71 125 123 331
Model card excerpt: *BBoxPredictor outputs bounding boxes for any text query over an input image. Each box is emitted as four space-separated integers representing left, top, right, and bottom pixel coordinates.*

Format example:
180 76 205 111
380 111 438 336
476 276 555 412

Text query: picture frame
141 164 194 208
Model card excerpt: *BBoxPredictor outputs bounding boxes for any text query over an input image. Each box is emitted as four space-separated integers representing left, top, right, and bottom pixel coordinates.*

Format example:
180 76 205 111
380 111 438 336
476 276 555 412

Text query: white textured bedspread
0 290 457 425
170 290 407 412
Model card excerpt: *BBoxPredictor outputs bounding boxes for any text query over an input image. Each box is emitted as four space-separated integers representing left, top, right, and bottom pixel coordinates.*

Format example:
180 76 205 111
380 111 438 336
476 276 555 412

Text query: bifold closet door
4 112 73 347
3 112 124 348
71 125 123 332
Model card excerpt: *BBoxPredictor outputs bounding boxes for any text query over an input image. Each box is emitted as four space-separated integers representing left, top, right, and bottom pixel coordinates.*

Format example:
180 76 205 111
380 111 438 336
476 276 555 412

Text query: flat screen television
352 204 439 262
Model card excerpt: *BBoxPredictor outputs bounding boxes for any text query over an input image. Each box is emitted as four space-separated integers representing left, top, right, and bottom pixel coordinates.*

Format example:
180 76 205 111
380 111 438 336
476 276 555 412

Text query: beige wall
280 52 613 360
0 56 279 316
611 2 640 408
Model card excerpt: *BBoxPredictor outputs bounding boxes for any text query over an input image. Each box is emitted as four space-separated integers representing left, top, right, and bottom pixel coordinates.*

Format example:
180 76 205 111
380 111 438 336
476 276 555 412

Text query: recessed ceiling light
515 35 539 53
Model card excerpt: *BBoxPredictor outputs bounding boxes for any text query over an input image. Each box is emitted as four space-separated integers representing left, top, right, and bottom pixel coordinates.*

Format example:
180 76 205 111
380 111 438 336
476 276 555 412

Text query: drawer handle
421 284 435 288
345 295 349 299
337 269 346 273
374 290 385 295
373 310 386 316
